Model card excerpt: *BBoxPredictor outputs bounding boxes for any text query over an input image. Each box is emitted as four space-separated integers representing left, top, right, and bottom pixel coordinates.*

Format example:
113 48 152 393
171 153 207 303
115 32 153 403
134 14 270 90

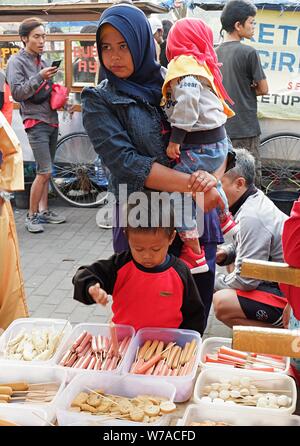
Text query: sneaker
25 213 44 233
38 210 66 224
180 245 209 274
220 212 238 237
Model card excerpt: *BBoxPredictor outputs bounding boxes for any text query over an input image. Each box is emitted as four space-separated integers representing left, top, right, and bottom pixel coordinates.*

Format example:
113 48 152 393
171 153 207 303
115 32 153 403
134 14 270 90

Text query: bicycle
260 132 300 193
51 132 109 208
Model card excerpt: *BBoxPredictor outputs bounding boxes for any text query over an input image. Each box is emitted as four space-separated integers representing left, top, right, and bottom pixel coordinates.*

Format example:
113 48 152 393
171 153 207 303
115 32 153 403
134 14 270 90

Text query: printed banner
250 10 300 120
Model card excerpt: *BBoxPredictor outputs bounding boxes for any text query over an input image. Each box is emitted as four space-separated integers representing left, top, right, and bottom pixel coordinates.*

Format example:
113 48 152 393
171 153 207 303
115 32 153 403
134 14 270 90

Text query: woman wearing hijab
81 4 227 326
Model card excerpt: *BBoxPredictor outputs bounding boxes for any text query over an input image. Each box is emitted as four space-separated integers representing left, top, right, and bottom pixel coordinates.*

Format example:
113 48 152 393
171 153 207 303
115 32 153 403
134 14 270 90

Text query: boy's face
236 16 256 40
127 229 176 269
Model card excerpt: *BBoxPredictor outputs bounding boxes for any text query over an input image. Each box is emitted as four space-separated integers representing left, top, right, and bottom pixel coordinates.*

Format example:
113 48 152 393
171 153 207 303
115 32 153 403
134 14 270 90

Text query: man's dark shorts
26 122 58 174
237 282 286 327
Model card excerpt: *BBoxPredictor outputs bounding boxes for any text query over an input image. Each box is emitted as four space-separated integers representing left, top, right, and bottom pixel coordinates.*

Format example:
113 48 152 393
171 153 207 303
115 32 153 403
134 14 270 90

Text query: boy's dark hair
124 190 175 238
162 19 173 41
79 25 97 48
19 17 44 45
221 0 257 33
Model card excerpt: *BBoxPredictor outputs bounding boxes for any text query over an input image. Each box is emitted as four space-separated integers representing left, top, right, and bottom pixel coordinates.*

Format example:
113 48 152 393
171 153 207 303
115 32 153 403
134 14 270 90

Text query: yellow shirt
0 111 24 192
161 55 234 119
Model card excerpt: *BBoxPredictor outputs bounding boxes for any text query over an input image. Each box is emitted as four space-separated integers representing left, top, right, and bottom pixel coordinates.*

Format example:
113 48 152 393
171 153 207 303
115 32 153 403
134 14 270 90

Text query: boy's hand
282 303 291 329
88 283 109 306
166 142 181 160
216 248 227 265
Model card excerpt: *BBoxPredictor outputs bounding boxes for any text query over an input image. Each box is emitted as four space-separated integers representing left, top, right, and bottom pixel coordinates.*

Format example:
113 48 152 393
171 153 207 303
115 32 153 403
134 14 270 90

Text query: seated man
213 148 288 328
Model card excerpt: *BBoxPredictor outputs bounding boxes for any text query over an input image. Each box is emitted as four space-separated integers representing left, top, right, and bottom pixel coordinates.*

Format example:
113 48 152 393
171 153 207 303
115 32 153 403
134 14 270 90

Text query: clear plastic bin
121 327 202 402
56 371 176 426
55 323 135 380
0 318 72 366
0 406 49 426
0 363 67 422
194 367 297 415
200 337 290 373
179 403 300 426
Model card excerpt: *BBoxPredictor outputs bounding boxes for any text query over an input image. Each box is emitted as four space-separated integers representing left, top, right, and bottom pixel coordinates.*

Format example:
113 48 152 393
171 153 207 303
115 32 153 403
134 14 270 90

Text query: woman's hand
195 187 225 213
88 283 109 306
188 170 218 193
166 142 181 160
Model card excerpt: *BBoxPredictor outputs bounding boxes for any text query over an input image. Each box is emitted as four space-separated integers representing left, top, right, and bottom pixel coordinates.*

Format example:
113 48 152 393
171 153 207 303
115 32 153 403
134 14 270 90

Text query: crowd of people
0 0 299 380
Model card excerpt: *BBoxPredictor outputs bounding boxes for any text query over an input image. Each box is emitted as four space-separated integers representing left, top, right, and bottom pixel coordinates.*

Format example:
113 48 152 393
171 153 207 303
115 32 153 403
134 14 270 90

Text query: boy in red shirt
281 198 300 381
73 193 205 334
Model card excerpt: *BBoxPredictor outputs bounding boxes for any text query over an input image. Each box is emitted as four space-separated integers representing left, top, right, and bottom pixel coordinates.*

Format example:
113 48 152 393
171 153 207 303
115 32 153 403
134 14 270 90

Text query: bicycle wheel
260 133 300 193
51 132 108 208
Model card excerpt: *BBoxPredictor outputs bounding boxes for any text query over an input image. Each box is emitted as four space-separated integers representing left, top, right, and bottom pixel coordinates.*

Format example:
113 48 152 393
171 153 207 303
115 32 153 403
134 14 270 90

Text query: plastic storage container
179 403 300 426
0 406 49 426
56 323 135 380
56 371 176 426
194 367 297 415
0 318 72 366
122 327 201 402
200 336 290 373
0 363 67 422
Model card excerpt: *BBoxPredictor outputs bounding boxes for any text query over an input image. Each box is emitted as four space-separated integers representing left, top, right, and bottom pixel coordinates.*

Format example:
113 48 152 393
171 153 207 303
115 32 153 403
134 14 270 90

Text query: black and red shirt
73 251 205 335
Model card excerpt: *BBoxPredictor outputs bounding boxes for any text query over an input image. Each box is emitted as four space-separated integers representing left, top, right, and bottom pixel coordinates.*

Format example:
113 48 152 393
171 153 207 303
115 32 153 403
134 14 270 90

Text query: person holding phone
6 17 66 233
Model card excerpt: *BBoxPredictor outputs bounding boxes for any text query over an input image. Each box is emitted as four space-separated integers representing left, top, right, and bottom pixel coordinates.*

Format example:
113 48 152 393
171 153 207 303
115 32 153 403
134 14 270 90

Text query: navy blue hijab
97 4 163 106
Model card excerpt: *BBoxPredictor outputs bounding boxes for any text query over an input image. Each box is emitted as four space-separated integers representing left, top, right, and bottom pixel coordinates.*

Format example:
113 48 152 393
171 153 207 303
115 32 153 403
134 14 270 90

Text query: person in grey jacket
213 148 288 328
6 17 65 233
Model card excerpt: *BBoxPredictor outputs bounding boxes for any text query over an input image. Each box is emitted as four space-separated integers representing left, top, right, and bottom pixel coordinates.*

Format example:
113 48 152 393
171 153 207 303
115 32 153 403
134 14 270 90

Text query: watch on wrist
0 191 13 201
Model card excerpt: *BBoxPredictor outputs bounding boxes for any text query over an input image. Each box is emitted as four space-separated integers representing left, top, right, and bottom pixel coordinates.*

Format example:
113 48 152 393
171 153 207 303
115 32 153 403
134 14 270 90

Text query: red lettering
88 61 98 73
287 81 292 90
73 46 84 58
78 60 87 72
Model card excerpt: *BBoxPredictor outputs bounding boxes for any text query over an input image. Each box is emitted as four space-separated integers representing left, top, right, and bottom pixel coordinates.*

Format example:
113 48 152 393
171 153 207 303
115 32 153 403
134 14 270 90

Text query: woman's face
99 24 134 79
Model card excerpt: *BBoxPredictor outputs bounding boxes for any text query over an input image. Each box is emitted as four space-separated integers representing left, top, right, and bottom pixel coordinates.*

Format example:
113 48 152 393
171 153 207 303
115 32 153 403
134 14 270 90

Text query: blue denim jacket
82 80 223 244
81 80 171 200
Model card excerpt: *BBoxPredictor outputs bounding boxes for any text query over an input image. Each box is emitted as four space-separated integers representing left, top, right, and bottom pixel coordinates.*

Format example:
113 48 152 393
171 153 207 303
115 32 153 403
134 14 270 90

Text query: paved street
14 196 231 339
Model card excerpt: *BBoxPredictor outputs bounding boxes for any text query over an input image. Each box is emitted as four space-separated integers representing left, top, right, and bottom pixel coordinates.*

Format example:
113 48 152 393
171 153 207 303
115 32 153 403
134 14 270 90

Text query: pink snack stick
59 349 72 366
103 336 110 353
97 335 103 352
64 352 78 368
91 336 98 353
123 336 132 355
95 357 102 370
78 345 92 358
153 359 165 376
219 346 248 360
218 353 247 365
107 356 119 371
73 356 86 369
72 331 87 349
87 356 97 370
130 358 144 374
118 337 129 355
101 356 111 370
110 323 119 357
145 364 155 375
76 333 92 353
81 353 93 369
